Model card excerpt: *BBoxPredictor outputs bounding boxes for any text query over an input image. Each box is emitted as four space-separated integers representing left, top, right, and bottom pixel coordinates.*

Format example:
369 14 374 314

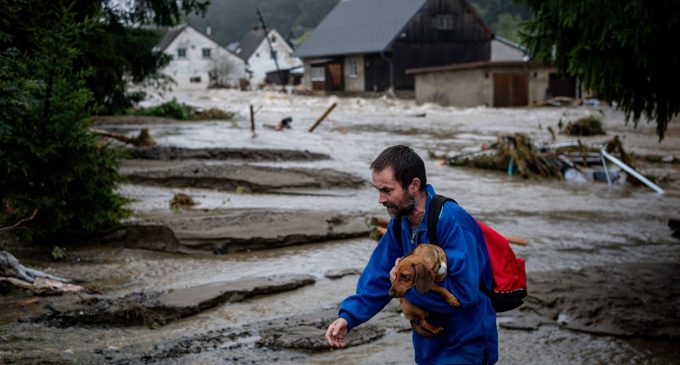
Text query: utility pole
256 7 286 93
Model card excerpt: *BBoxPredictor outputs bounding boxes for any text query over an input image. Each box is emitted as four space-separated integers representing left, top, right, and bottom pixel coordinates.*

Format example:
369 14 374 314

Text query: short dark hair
370 145 426 191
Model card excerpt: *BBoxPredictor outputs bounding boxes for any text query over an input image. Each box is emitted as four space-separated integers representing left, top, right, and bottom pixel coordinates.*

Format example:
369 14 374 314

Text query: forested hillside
188 0 339 46
188 0 530 47
470 0 532 42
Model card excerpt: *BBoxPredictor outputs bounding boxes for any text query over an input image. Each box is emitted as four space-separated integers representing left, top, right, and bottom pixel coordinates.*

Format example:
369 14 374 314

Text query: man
324 145 498 364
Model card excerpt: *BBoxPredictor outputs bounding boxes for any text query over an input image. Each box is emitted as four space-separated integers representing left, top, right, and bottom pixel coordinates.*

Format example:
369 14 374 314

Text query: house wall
415 65 554 107
390 0 492 90
343 54 365 92
491 40 525 61
163 27 247 90
247 30 303 87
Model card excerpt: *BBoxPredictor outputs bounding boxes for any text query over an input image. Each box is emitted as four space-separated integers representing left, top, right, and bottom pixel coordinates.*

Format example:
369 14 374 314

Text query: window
190 76 201 83
348 59 358 79
436 15 453 30
270 50 278 60
177 48 187 58
270 35 277 43
311 67 325 81
202 48 211 58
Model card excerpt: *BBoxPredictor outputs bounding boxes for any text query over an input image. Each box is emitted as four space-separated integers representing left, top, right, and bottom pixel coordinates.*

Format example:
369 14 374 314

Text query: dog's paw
445 294 461 308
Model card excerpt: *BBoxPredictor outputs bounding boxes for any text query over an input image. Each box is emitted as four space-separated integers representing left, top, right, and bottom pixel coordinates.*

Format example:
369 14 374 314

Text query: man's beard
384 191 416 218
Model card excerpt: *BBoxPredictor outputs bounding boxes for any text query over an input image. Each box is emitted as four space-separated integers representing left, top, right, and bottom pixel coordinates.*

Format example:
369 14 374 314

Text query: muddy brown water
2 90 680 364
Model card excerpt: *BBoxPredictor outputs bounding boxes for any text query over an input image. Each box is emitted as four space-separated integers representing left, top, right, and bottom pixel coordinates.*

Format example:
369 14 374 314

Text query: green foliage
129 101 234 121
130 100 193 120
516 0 680 140
51 246 67 260
0 7 129 242
469 0 532 42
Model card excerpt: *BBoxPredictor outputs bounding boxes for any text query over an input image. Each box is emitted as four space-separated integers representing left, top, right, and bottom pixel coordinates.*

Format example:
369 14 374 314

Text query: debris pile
562 116 606 136
447 133 561 179
442 134 665 193
169 193 195 209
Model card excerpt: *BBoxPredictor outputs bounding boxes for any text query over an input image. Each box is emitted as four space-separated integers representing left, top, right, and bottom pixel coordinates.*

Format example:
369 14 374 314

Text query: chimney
206 26 212 36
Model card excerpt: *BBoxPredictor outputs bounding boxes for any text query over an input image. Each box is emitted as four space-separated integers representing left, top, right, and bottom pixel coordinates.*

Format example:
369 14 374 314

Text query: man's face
372 167 416 218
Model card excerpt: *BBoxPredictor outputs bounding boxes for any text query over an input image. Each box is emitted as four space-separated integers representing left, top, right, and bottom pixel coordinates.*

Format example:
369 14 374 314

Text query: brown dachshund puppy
389 243 461 337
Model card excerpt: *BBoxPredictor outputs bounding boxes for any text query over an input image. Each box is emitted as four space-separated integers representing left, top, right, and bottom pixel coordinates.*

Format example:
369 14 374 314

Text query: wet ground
2 89 680 364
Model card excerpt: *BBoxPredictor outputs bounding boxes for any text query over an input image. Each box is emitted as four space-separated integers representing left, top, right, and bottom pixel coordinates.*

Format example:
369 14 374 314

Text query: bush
129 99 193 120
129 101 234 121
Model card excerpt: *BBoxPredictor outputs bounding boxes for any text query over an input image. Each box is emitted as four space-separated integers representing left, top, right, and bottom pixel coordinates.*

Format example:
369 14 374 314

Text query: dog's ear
415 263 434 294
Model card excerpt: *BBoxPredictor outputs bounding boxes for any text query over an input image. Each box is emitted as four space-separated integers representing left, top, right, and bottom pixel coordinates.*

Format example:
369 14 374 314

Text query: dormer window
177 48 187 58
436 15 453 30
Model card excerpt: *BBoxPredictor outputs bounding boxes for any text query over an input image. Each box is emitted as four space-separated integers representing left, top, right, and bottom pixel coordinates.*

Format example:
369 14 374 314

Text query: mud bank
111 303 407 365
104 209 371 254
28 274 315 328
502 262 680 339
72 262 679 365
125 146 330 162
121 161 365 194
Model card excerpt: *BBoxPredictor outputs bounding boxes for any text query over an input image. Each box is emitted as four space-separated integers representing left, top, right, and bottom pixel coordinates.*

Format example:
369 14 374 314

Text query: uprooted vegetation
443 133 561 179
439 133 632 180
169 193 195 210
561 116 606 136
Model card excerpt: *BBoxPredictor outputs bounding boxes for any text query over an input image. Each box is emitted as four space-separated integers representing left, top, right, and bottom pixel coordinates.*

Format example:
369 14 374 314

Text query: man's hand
389 257 402 283
325 317 348 348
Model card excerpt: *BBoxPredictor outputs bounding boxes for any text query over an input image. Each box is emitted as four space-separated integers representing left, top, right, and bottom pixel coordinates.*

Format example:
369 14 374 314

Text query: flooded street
2 89 680 364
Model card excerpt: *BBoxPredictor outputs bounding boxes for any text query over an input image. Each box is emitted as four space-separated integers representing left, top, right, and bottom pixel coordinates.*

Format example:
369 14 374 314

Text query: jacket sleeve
338 220 402 330
405 205 488 313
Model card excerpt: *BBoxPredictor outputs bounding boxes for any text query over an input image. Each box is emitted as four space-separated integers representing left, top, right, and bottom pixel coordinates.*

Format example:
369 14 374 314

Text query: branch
0 209 38 234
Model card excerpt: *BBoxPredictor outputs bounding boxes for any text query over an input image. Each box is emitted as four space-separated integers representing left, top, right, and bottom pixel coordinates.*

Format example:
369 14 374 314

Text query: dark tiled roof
295 0 429 58
155 24 241 59
237 27 267 60
156 24 189 52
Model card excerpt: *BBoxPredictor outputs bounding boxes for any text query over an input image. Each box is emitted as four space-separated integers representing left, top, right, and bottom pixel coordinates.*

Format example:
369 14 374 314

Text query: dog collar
432 248 447 275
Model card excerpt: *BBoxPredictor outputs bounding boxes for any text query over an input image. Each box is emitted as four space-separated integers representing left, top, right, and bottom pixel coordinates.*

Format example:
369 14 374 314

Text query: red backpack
394 195 527 312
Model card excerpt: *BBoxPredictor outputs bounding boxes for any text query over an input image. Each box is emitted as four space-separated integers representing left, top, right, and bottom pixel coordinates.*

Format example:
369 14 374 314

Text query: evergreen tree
516 0 680 140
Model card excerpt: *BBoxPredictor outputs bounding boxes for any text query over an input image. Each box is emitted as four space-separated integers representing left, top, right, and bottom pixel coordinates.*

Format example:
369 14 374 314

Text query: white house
155 24 248 90
234 27 302 87
491 35 527 62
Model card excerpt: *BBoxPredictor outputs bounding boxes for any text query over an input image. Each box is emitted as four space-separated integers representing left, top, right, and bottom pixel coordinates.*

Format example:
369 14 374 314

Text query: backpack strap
427 195 456 245
427 195 496 304
393 215 402 245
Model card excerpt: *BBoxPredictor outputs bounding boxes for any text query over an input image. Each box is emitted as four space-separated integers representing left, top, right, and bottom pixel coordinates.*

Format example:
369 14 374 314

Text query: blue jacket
339 184 498 364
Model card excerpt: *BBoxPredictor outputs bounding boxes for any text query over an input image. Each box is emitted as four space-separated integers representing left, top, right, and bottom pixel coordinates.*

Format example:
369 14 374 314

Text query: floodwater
2 89 680 364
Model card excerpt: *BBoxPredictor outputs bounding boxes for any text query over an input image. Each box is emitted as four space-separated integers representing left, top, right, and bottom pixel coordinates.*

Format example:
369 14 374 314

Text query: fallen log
308 102 337 132
0 250 84 295
91 128 155 146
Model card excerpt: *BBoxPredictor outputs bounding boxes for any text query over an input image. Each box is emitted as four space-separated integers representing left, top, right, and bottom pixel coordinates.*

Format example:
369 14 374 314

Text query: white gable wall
491 39 526 62
246 30 302 86
163 27 248 90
